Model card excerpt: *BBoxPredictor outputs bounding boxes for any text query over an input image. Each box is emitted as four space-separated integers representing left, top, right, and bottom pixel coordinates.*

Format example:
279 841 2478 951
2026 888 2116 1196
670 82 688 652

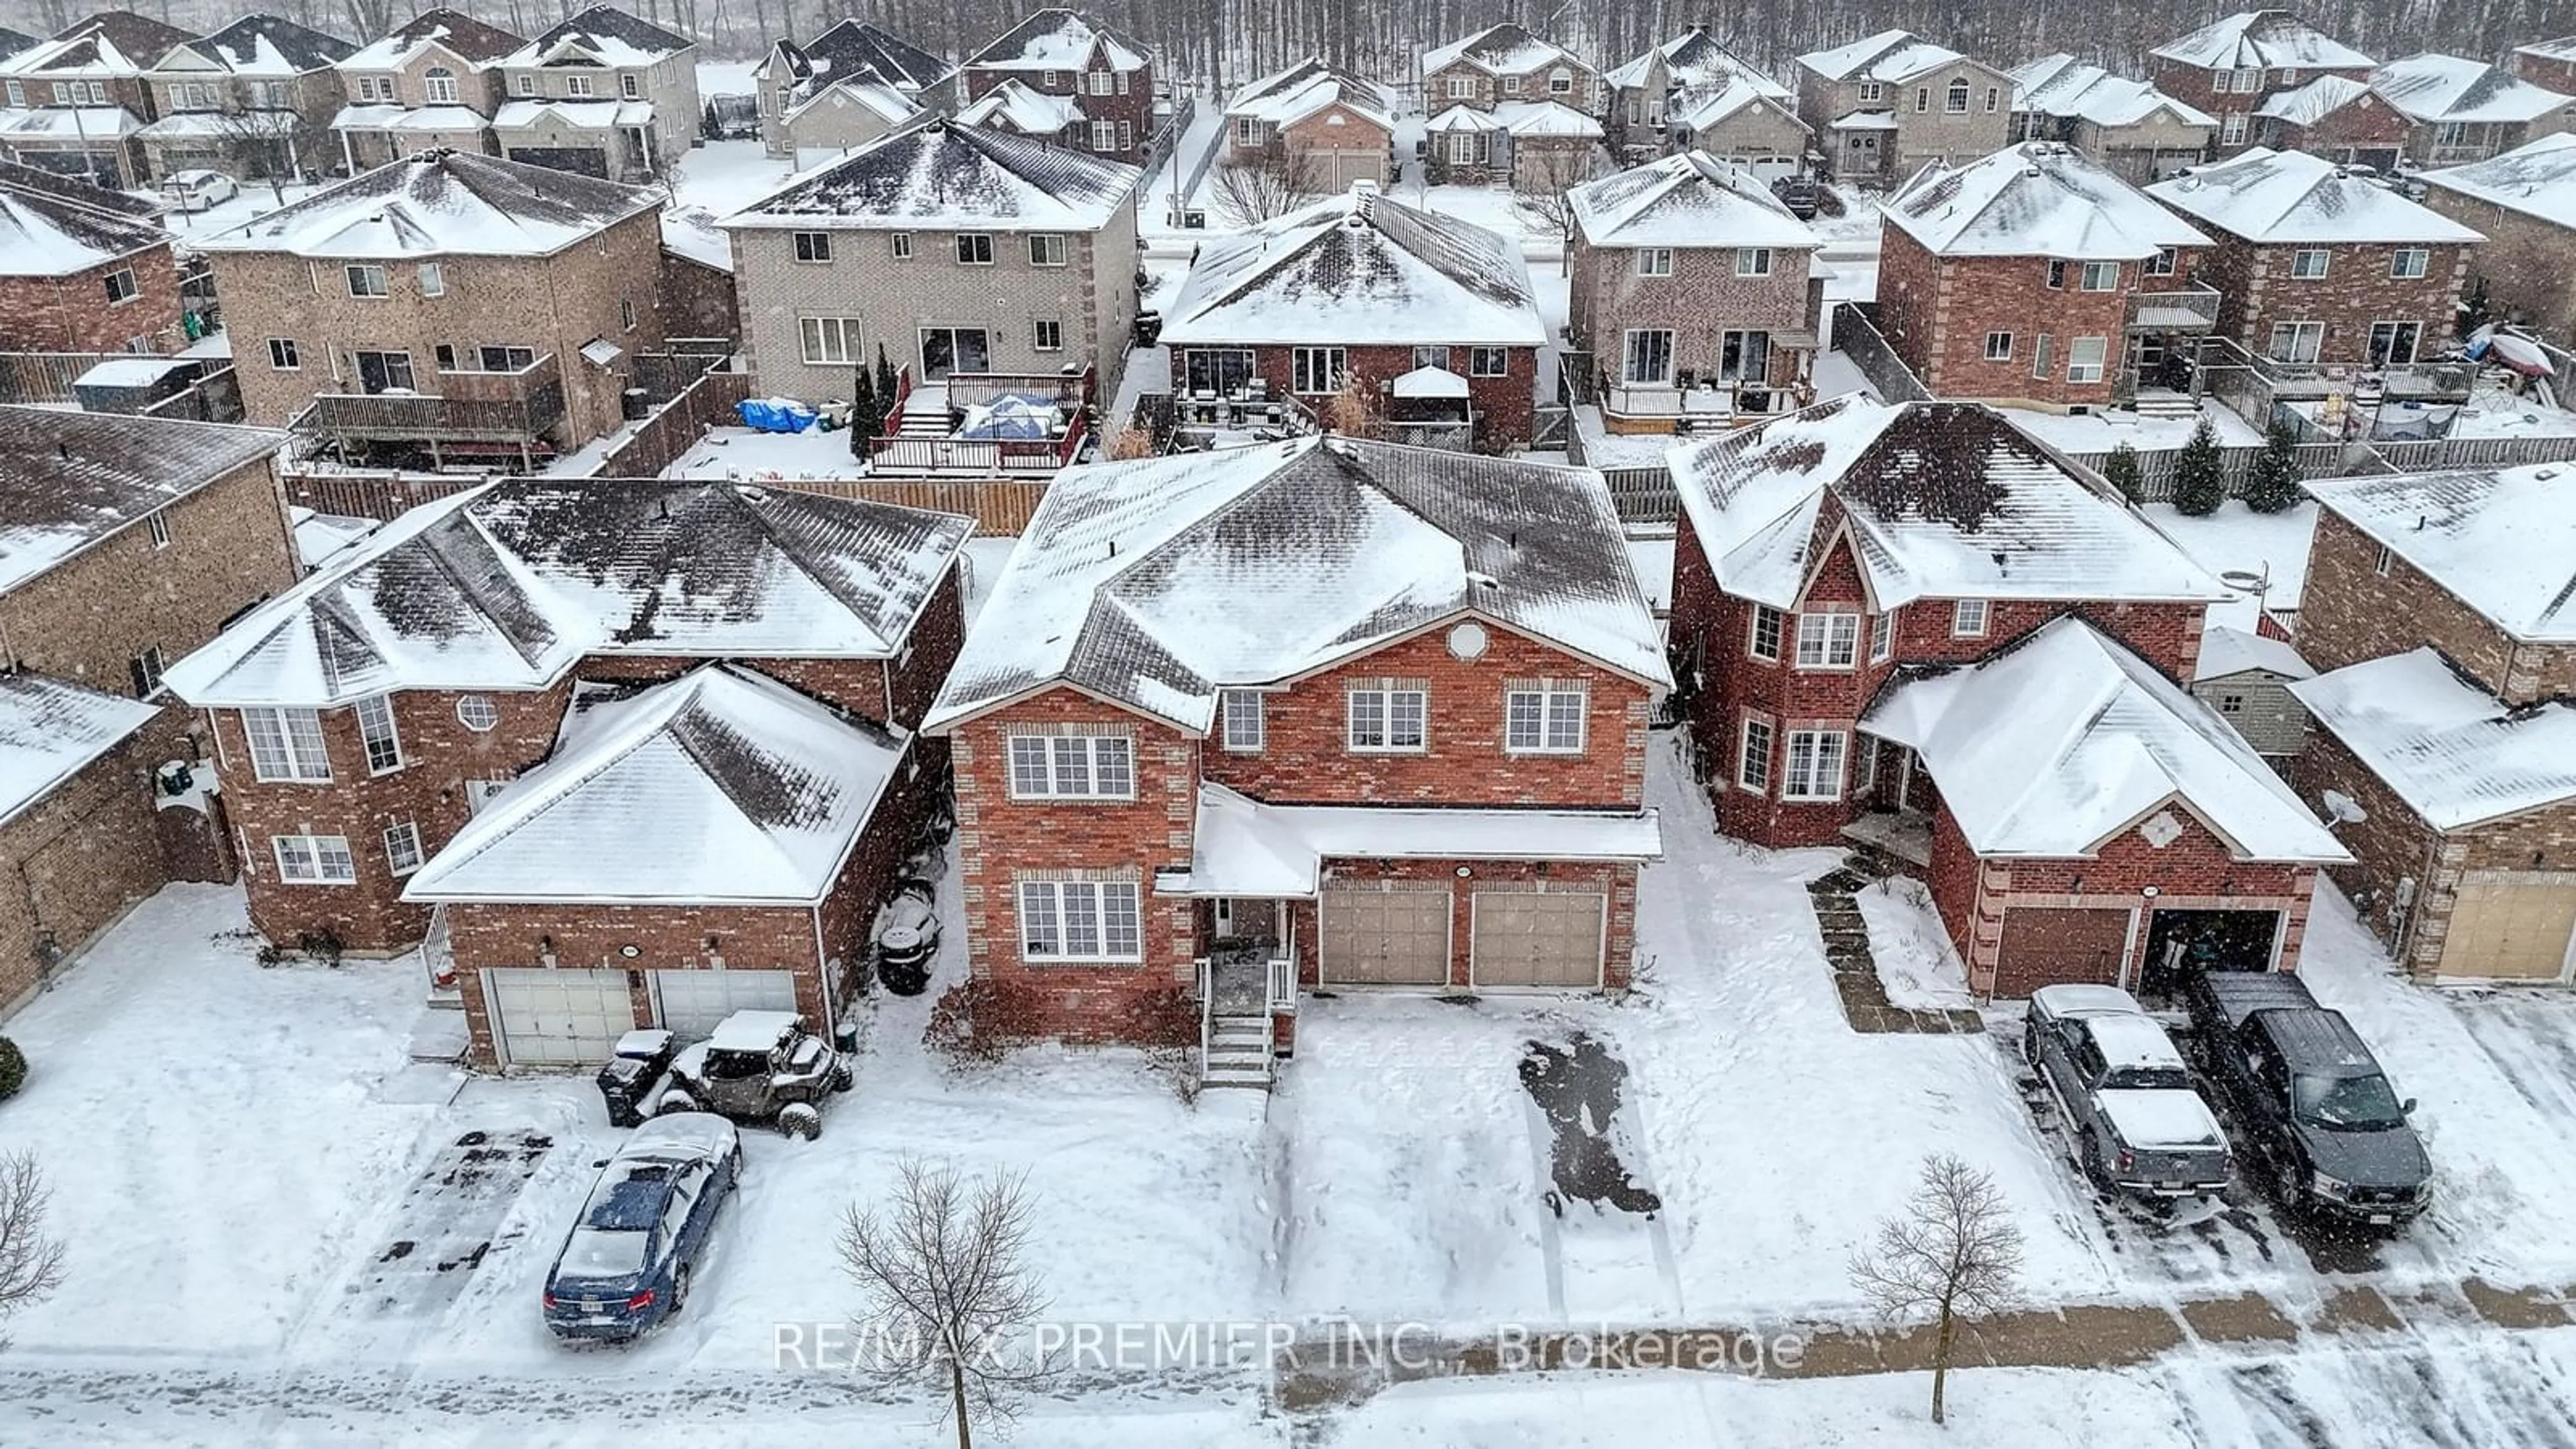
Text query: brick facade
2512 47 2576 96
2148 56 2373 158
1423 57 1605 117
1796 54 2012 184
2183 231 2469 366
335 40 510 169
2253 89 2412 166
1566 231 1819 425
0 240 184 356
1164 341 1537 448
2294 508 2576 704
2418 184 2576 341
959 44 1154 164
1877 235 2196 408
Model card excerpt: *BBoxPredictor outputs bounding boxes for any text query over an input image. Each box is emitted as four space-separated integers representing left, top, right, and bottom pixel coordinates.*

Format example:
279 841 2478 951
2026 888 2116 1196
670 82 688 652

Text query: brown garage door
2440 877 2576 981
1472 891 1605 988
1992 907 2133 999
1320 884 1452 985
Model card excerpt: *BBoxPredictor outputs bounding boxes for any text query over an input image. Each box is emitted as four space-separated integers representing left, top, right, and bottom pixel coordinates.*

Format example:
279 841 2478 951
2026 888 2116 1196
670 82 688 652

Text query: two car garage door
482 967 800 1066
1318 884 1605 989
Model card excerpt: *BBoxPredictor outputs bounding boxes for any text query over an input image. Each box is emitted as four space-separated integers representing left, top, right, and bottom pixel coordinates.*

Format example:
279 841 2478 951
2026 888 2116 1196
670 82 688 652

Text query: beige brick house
1794 30 2011 186
2418 133 2576 340
2288 466 2576 983
2147 9 2374 156
201 148 671 468
758 20 949 161
2009 55 2216 183
138 13 353 184
490 5 700 183
0 158 182 352
1603 27 1806 173
1222 58 1393 190
0 406 298 1017
0 10 193 186
2365 53 2576 167
330 7 521 172
1565 152 1824 432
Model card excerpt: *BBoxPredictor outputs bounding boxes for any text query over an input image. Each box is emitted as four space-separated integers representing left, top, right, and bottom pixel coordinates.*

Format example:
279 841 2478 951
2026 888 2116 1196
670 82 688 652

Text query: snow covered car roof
2292 649 2576 830
1862 616 2350 862
965 8 1146 74
1226 58 1394 131
623 1110 740 1162
2419 132 2576 226
0 406 283 594
2149 147 2482 246
725 118 1139 232
1605 28 1787 99
199 149 661 258
401 665 908 906
926 435 1670 735
1159 186 1545 348
2369 53 2573 125
1569 151 1817 252
2306 465 2576 640
1670 398 2234 610
336 7 523 71
2030 983 2149 1020
1798 30 1967 85
2077 1011 2191 1072
2151 10 2374 72
0 672 160 828
2194 624 2315 683
1424 22 1582 79
1886 142 2211 260
1172 783 1662 897
2094 1089 2226 1149
162 480 972 707
704 1010 807 1054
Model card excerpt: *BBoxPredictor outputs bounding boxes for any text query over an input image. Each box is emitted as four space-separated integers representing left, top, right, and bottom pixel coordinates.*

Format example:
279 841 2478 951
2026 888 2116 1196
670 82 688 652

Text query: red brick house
1158 186 1547 449
2510 36 2576 95
924 437 1669 1085
958 9 1154 164
2249 74 2412 170
0 10 193 187
160 480 973 1067
2286 466 2576 984
1668 396 2344 997
0 158 182 353
2147 146 2481 371
1876 142 2216 411
2148 9 2375 156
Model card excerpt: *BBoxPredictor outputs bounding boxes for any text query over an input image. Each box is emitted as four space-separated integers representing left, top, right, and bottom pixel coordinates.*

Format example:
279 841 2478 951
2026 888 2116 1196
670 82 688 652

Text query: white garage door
1472 892 1606 988
1320 883 1452 985
2440 875 2576 981
484 967 635 1067
1731 154 1797 181
651 968 801 1038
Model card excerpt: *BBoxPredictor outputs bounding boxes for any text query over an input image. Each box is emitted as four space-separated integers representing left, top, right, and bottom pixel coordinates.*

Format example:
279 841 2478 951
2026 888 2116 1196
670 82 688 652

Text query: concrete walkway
1805 859 1984 1035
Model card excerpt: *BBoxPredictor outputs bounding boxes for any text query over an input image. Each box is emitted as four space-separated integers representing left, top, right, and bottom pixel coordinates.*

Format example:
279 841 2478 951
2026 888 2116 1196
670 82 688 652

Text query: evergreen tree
874 344 900 421
851 362 880 460
2171 417 2227 518
2245 421 2305 514
2101 442 2146 504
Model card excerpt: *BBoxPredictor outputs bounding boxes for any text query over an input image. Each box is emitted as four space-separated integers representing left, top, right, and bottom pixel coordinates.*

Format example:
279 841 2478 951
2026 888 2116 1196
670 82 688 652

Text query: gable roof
0 165 168 274
776 19 947 93
1885 140 2212 259
965 9 1144 72
2370 52 2575 125
952 76 1081 135
201 148 659 257
402 664 908 906
337 7 523 70
1 10 191 76
2152 10 2373 71
1797 30 1970 85
1865 616 2346 861
2419 131 2576 225
168 13 354 75
2294 649 2576 828
0 672 161 828
0 407 283 594
926 436 1669 734
1226 57 1393 131
2148 146 2481 244
0 27 36 62
2011 55 2216 129
162 480 973 708
504 5 693 68
2253 71 2372 125
2194 623 2314 682
782 68 923 129
724 117 1135 230
1424 22 1582 79
1568 150 1818 250
1670 397 2233 610
1605 27 1786 99
1670 74 1807 134
2304 465 2576 641
1159 186 1544 347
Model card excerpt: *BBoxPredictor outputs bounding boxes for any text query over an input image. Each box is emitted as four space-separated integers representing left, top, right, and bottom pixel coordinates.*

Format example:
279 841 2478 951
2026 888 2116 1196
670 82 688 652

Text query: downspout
812 900 837 1033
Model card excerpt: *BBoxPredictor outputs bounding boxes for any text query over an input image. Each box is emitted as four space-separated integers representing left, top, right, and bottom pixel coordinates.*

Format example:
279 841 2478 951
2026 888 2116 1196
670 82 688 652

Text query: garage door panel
1993 908 2133 999
2442 880 2576 981
651 968 800 1038
1472 892 1605 988
1321 885 1451 985
484 967 633 1066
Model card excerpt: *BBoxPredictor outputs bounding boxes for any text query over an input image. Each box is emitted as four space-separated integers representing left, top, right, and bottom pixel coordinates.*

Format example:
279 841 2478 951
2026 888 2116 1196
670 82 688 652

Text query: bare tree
1512 145 1601 275
1847 1153 2024 1426
837 1159 1053 1449
1209 140 1326 227
0 1152 67 1351
1322 366 1383 437
205 99 328 204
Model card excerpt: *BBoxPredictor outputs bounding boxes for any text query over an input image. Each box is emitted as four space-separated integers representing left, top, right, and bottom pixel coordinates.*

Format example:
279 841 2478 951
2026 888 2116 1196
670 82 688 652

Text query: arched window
1945 78 1970 113
423 66 458 104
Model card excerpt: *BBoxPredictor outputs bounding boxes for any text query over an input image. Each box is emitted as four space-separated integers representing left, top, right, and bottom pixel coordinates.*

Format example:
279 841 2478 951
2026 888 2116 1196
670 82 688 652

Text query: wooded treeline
11 0 2576 87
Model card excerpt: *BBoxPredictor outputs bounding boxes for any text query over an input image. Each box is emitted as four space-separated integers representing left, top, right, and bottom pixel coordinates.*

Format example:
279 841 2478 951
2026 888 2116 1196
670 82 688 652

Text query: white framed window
1412 344 1449 371
565 74 593 97
131 645 164 698
1004 734 1135 798
1748 604 1785 661
416 262 444 297
800 316 862 365
345 264 388 299
382 820 425 876
2373 544 2392 576
1504 683 1587 753
2148 248 2178 277
1347 686 1428 752
792 230 833 263
890 232 914 260
1737 716 1774 793
2369 320 2422 366
1549 68 1573 95
242 707 331 782
1292 345 1346 394
1735 247 1773 277
2222 111 2249 146
2290 248 2329 279
268 337 300 370
1951 598 1989 637
2031 333 2053 380
1945 79 1970 113
1028 233 1068 266
955 233 994 264
2046 258 2068 289
1986 86 2000 113
354 694 403 774
1983 331 2011 362
2079 260 2118 291
1116 68 1130 95
454 695 499 732
2067 335 2108 384
1868 610 1894 662
2233 67 2261 92
2268 320 2324 364
1469 346 1509 377
1032 318 1063 352
1447 76 1474 99
1091 119 1118 151
513 72 535 95
1794 612 1860 668
104 268 138 304
1087 68 1112 95
2212 70 2235 95
1221 690 1266 752
1018 879 1142 961
272 834 357 885
620 72 641 100
1622 328 1675 385
1915 86 1930 113
146 507 172 549
423 66 458 103
2390 247 2430 279
1858 81 1883 103
1782 729 1847 801
1635 247 1674 276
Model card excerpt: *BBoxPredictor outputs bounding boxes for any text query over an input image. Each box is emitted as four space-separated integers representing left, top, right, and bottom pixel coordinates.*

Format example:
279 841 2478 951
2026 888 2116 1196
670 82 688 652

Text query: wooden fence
592 367 754 478
284 465 1049 535
0 352 131 404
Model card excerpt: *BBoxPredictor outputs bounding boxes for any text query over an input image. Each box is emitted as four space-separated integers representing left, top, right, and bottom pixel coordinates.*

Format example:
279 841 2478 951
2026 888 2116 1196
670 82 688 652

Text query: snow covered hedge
0 1037 22 1101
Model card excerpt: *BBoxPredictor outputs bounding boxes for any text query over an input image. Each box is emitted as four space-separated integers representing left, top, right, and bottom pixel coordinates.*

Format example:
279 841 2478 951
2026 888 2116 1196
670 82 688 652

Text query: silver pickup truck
2025 985 2233 1201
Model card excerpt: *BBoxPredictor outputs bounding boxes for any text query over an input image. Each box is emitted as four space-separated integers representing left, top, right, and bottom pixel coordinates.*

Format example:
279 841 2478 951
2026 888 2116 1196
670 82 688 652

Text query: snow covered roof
0 672 160 828
1391 364 1467 399
0 166 167 274
725 118 1137 231
1798 30 1968 85
0 27 34 63
1422 105 1502 133
2254 72 2371 125
2370 53 2575 125
1171 782 1662 897
953 76 1081 136
2194 623 2314 682
337 7 523 70
0 406 282 595
2292 649 2576 828
502 6 692 69
2518 37 2576 62
162 480 973 708
491 97 655 130
775 20 948 95
1864 616 2347 861
1605 28 1787 100
965 9 1145 74
2304 465 2576 640
403 665 907 906
0 105 143 139
2152 11 2374 71
2011 56 2215 129
136 108 300 138
1493 99 1601 138
926 436 1670 735
0 11 191 76
199 148 659 258
160 14 356 76
1424 22 1582 79
1568 150 1817 251
1830 109 1900 131
1226 57 1393 131
660 204 730 270
288 505 379 571
2147 147 2482 244
1159 186 1545 347
329 103 491 133
2419 131 2576 225
1670 397 2234 610
782 69 923 129
1885 141 2212 259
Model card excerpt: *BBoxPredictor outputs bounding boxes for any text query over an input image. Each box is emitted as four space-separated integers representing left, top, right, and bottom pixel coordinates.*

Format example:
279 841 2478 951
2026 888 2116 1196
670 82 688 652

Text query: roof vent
2416 513 2427 531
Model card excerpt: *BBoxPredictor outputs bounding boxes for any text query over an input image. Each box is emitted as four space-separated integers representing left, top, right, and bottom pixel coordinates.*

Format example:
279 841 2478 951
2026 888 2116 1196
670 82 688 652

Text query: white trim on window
1017 879 1142 961
1748 604 1785 661
1794 611 1860 669
1868 610 1894 663
1634 247 1674 276
272 833 356 884
454 695 499 732
1952 598 1990 637
1004 733 1136 798
1221 690 1266 752
242 707 331 782
1782 729 1847 801
1347 686 1428 753
1737 715 1774 794
1504 682 1587 754
354 694 403 775
382 820 425 876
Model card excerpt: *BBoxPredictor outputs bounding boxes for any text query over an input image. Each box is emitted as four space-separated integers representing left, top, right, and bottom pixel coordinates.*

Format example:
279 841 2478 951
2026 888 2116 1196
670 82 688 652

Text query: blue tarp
736 398 819 433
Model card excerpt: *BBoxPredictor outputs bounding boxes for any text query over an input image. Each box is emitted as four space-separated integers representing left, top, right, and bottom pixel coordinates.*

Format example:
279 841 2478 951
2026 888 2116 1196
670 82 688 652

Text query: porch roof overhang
1156 782 1664 898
